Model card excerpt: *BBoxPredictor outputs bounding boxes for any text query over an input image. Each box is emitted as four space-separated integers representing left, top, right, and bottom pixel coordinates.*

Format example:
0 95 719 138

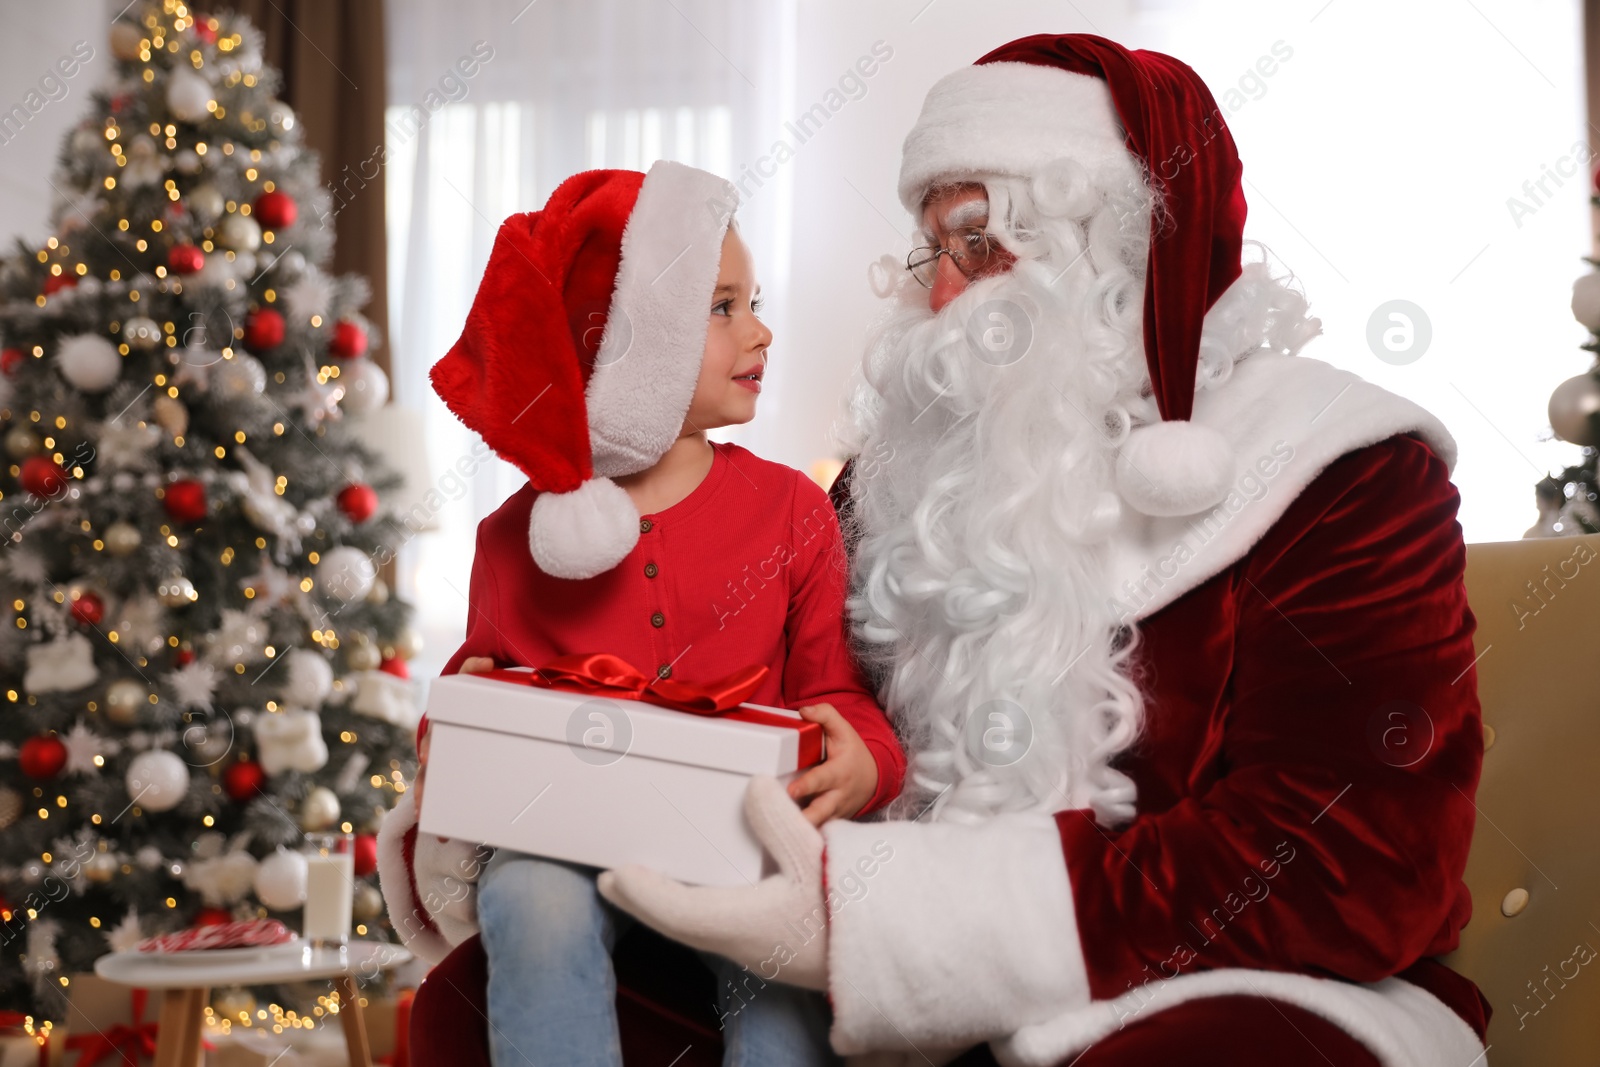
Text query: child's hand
785 703 879 826
414 658 495 818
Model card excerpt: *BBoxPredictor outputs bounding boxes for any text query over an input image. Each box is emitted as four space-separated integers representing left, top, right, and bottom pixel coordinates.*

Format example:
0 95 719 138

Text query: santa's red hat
432 160 738 578
898 34 1249 518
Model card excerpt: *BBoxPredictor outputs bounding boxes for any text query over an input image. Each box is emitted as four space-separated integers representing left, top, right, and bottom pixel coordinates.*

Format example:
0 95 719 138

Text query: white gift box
417 668 823 887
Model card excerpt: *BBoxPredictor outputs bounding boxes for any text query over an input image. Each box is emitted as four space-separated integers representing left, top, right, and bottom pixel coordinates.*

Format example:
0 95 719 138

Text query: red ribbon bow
484 653 821 766
498 652 768 715
64 989 157 1067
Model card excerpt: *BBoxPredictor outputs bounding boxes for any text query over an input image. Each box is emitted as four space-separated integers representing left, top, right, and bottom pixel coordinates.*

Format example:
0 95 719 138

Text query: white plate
137 939 302 966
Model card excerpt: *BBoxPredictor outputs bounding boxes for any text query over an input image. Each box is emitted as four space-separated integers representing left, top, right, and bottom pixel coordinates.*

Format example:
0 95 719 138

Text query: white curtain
383 0 795 675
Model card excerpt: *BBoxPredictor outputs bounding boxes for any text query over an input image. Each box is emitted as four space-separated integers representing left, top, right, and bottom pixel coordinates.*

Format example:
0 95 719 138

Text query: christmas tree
0 1 420 1025
1529 174 1600 538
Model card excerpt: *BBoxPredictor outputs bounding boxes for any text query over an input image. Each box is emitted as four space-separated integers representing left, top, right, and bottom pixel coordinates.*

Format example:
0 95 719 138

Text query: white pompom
1114 420 1237 518
529 477 641 580
282 648 334 706
253 847 308 911
166 68 215 123
125 750 189 812
1572 272 1600 332
57 334 122 392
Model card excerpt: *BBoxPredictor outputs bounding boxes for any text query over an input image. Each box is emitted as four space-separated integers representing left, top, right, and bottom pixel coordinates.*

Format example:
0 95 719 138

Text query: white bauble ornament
211 353 266 399
188 183 225 221
122 315 163 351
109 22 143 61
84 852 119 883
125 750 188 812
1573 273 1600 333
317 546 376 602
25 633 98 694
57 334 122 392
282 649 335 706
365 578 390 605
337 359 389 415
254 709 329 775
299 786 340 831
174 149 201 175
253 848 307 910
105 678 149 725
190 253 234 290
217 213 261 252
166 68 215 123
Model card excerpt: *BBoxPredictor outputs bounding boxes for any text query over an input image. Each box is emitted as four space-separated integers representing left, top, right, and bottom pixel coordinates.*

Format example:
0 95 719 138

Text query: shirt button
656 664 672 679
651 612 665 628
640 519 653 533
644 562 658 578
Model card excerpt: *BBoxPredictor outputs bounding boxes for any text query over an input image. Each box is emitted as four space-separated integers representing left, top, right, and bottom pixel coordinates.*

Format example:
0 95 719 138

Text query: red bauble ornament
253 190 298 230
337 483 378 523
20 456 68 498
222 760 266 802
328 320 368 359
379 656 410 680
353 834 378 878
244 307 285 351
1 347 24 375
42 272 78 295
70 591 105 626
195 907 232 926
174 646 197 667
194 19 218 44
20 735 67 779
168 244 205 275
162 479 208 523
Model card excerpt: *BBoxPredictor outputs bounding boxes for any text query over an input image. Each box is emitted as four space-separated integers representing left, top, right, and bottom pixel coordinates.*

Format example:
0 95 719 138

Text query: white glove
598 775 828 990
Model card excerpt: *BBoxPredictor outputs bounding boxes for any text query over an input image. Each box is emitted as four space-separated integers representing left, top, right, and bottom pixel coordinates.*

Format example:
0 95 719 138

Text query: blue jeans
478 850 839 1067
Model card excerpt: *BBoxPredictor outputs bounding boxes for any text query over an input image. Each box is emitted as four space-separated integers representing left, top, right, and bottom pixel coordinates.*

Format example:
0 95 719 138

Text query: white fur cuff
822 815 1088 1055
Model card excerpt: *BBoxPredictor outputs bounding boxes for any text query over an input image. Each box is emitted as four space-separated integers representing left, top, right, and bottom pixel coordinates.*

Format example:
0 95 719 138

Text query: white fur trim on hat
586 159 739 478
898 61 1134 215
528 475 641 580
1114 420 1237 518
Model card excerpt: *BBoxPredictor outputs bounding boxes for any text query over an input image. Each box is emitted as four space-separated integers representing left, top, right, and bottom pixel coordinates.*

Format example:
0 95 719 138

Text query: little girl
414 160 905 1066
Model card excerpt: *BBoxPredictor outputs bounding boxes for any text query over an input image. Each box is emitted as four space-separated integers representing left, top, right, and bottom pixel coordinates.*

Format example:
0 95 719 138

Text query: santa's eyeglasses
905 226 1000 288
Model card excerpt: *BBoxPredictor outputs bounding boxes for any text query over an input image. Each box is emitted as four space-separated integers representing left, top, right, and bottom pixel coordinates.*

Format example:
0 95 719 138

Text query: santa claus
383 33 1490 1066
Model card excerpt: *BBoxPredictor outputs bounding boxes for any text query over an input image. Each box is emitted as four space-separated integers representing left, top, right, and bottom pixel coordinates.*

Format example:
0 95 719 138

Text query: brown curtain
232 0 390 378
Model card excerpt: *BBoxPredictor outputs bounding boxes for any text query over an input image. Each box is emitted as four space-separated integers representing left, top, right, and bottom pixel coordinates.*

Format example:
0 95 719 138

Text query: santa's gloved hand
598 775 828 990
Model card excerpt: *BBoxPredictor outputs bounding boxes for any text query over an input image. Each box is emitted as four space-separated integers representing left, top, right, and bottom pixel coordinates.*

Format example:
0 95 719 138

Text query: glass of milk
302 831 355 951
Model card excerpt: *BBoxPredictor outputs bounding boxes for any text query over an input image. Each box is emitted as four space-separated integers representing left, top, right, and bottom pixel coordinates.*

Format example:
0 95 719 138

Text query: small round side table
94 939 413 1067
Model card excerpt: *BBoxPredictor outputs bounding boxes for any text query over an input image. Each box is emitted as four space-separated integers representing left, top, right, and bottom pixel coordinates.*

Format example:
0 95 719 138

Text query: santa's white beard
844 250 1151 827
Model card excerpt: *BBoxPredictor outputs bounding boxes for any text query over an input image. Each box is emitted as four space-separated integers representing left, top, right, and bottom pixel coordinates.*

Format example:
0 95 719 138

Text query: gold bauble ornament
84 852 119 884
0 786 21 829
158 574 198 607
104 521 142 557
105 678 149 725
352 883 384 921
345 632 381 672
299 786 341 831
4 427 41 458
1548 371 1600 447
121 316 163 352
393 626 423 659
365 578 389 605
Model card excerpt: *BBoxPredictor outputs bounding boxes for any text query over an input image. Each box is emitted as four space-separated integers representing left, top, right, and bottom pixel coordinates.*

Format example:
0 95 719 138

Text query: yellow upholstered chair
1445 532 1600 1064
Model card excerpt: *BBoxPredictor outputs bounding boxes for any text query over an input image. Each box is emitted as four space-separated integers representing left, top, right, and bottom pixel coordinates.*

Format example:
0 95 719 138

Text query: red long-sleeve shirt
436 440 906 815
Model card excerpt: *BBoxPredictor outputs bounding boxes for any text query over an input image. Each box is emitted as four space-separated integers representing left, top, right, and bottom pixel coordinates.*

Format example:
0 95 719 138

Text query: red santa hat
898 34 1250 518
431 160 738 578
